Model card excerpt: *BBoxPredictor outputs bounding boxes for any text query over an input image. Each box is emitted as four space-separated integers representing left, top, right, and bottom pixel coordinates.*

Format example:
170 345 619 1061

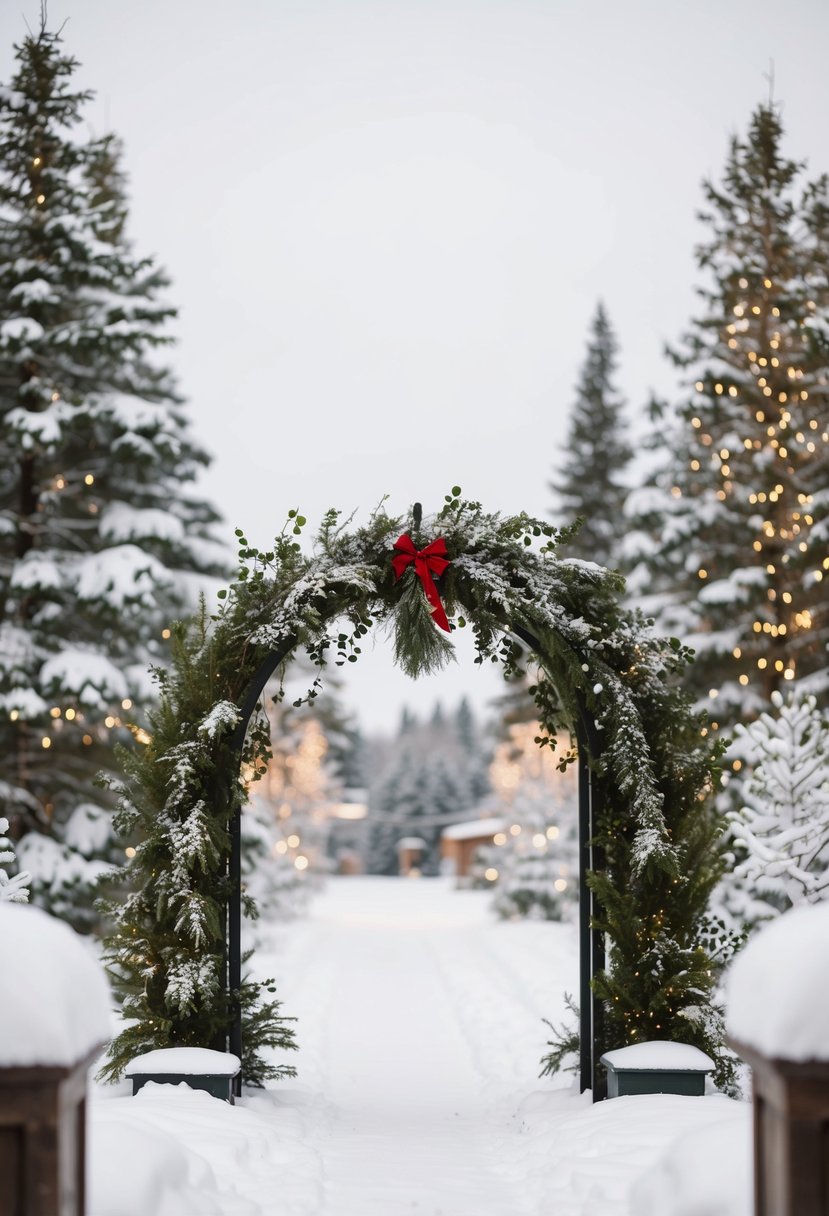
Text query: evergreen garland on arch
99 490 729 1087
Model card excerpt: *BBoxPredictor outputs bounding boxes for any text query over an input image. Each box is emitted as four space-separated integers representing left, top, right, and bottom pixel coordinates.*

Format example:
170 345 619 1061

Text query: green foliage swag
101 490 728 1086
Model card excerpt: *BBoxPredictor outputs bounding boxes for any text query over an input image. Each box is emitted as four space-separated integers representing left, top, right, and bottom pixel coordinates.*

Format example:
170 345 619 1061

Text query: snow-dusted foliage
626 104 829 736
0 816 29 903
0 23 227 927
724 690 829 924
101 491 728 1086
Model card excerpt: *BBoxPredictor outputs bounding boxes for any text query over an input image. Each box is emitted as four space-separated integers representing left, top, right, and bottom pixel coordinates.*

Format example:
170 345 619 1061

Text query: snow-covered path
89 877 750 1216
279 880 548 1215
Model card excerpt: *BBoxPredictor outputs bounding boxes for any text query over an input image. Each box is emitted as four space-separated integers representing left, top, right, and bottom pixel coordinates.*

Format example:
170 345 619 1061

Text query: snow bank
630 1102 752 1216
89 1082 322 1216
0 903 111 1066
726 902 829 1059
125 1048 241 1077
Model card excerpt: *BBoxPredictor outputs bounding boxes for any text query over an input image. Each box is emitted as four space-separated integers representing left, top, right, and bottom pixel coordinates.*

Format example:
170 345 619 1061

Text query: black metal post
577 744 592 1094
588 768 606 1100
511 623 604 1102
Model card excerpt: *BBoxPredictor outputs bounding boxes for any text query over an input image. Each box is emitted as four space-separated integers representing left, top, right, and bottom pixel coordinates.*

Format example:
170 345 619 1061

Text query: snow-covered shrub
0 816 29 903
724 690 829 928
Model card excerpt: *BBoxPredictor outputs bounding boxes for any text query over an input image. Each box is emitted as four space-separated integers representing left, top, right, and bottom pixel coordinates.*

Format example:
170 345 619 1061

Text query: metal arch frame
224 637 296 1095
223 622 606 1100
510 624 606 1100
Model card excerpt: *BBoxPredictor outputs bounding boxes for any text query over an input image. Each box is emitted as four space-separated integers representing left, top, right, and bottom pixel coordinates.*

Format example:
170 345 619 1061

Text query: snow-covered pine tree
251 695 341 883
480 722 578 919
550 302 633 569
631 104 829 733
0 23 226 927
454 696 491 802
0 814 30 902
723 690 829 926
366 701 482 875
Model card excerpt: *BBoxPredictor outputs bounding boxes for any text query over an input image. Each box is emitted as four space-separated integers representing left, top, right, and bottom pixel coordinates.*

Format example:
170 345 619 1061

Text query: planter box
125 1048 241 1104
600 1040 714 1099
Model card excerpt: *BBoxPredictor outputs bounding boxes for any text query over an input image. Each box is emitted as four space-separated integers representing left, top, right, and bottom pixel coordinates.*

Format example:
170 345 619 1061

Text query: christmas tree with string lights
630 102 829 734
0 20 226 928
550 302 633 569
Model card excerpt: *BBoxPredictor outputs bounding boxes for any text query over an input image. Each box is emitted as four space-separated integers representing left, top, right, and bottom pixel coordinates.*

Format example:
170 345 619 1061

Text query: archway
99 493 727 1097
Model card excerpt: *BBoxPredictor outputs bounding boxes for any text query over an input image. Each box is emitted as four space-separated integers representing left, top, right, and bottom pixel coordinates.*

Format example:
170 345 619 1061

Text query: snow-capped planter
726 903 829 1216
0 902 111 1216
600 1040 714 1098
125 1047 242 1103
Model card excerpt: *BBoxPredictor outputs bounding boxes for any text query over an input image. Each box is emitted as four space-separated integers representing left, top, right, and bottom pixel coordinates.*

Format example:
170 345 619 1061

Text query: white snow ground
88 877 750 1215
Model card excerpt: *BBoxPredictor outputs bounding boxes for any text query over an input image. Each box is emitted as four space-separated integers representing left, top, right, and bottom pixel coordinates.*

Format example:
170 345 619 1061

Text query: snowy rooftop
727 902 829 1060
601 1040 714 1072
0 903 111 1067
441 817 505 841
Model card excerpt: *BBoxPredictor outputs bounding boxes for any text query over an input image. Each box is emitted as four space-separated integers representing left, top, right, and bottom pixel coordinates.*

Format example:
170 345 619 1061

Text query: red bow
391 533 451 632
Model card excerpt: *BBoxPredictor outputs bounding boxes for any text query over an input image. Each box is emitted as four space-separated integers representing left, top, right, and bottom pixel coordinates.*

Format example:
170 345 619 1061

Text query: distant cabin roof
441 817 505 842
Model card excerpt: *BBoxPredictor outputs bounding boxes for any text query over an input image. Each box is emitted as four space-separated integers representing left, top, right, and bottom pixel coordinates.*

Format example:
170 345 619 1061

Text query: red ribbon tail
416 558 451 633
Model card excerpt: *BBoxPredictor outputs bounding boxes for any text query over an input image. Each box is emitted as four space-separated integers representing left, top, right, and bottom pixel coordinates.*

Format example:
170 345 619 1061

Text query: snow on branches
728 691 829 917
0 817 30 904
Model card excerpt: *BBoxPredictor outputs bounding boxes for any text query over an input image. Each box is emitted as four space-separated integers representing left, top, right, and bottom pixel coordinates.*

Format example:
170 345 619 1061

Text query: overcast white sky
2 0 828 733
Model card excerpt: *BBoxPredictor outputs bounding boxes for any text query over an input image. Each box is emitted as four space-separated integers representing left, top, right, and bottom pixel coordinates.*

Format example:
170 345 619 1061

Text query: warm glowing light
121 698 132 710
105 716 116 728
554 879 568 892
739 675 749 686
84 473 94 485
125 846 137 858
533 833 547 848
50 706 61 718
274 840 288 855
162 628 171 639
65 708 76 720
698 569 708 579
287 834 300 848
546 825 560 840
509 824 521 837
294 855 309 871
36 193 45 204
493 832 507 846
485 868 499 882
82 734 93 745
41 736 51 749
758 658 768 669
